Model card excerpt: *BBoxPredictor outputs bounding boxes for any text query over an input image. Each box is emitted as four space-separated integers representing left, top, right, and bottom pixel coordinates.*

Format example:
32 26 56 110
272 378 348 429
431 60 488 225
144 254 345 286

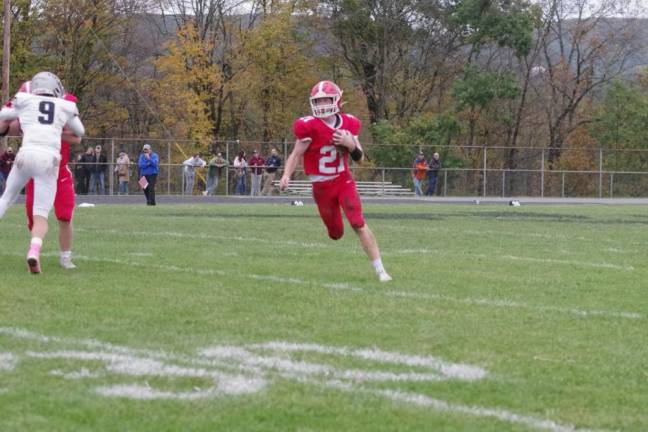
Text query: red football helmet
310 80 342 118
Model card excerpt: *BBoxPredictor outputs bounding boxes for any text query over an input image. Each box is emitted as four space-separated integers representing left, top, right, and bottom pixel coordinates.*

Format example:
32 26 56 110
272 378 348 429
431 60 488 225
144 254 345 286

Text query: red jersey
293 113 361 177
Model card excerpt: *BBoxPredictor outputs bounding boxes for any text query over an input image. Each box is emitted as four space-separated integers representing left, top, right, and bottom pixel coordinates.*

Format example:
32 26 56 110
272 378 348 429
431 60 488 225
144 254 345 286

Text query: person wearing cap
412 151 427 196
114 150 131 195
138 144 159 205
248 149 265 196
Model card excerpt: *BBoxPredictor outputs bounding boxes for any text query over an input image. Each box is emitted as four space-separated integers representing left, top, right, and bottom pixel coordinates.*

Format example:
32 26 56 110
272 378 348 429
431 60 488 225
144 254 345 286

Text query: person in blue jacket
138 143 159 206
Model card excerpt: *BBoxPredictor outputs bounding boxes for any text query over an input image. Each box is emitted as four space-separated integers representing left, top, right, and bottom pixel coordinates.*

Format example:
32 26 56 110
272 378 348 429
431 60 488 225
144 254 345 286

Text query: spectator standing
79 146 94 194
262 148 282 196
0 146 15 195
73 152 87 194
412 152 427 196
182 153 206 195
233 150 247 195
205 152 227 195
426 152 442 196
248 149 265 196
115 151 131 195
138 144 159 206
88 144 107 195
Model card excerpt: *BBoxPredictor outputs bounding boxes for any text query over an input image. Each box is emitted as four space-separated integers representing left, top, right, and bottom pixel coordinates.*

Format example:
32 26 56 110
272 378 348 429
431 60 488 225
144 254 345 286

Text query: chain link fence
4 137 648 197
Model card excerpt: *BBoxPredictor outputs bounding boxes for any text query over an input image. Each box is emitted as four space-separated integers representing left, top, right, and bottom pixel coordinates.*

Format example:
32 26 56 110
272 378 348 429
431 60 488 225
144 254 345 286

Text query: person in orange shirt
412 151 427 196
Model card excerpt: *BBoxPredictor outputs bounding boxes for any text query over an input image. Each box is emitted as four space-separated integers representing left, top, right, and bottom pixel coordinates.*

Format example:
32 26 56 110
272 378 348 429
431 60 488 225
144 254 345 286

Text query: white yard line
384 291 642 320
328 383 606 432
0 251 640 320
73 227 330 250
496 255 634 271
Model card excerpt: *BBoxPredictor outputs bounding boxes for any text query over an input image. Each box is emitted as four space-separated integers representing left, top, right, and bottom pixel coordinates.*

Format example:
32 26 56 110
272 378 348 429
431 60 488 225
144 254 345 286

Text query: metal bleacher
273 180 415 196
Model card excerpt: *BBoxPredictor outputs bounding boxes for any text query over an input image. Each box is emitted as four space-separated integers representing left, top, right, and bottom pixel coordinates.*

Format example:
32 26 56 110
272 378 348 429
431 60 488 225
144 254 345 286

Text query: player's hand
279 175 290 191
332 130 353 150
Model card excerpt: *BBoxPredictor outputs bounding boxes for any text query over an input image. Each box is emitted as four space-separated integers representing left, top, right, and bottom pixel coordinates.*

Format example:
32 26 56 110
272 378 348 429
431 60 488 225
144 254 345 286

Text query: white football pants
0 148 60 219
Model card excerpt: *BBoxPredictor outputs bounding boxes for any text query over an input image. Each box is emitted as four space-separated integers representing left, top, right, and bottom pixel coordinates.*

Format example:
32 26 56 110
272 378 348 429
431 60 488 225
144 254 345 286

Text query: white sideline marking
2 251 639 320
1 327 611 431
0 352 16 371
497 255 634 271
128 252 153 257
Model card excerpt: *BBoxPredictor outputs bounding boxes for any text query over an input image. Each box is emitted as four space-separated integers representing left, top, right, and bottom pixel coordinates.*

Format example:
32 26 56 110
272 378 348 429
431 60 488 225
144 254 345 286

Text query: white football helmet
310 80 343 118
30 72 65 98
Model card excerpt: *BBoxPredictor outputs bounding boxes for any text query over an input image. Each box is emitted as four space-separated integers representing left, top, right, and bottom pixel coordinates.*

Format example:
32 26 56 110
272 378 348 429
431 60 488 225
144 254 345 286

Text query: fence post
609 173 614 198
443 170 447 197
283 139 288 162
561 172 565 197
502 170 505 197
167 141 171 195
381 168 385 196
482 146 487 197
598 148 603 198
109 138 115 195
225 141 230 196
540 149 545 198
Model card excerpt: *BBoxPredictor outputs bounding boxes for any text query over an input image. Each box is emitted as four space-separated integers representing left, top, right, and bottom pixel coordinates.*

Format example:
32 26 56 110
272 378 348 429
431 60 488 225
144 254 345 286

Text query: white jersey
0 92 81 156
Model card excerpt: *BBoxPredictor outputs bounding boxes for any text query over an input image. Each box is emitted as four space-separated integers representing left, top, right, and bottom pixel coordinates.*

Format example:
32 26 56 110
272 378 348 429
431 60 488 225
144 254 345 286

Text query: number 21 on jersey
319 145 345 174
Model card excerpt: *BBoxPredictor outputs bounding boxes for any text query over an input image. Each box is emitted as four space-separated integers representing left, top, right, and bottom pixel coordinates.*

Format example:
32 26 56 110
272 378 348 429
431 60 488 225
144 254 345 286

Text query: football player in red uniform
280 80 391 282
0 81 82 270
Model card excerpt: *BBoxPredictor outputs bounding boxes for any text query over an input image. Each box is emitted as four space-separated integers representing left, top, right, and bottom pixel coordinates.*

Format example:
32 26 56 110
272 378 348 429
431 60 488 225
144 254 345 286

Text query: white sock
372 258 386 274
31 237 43 247
60 250 72 260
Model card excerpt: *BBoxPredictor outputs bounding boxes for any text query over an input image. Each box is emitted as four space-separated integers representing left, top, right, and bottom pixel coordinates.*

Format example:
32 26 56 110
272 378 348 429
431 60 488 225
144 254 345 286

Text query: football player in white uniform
0 71 85 273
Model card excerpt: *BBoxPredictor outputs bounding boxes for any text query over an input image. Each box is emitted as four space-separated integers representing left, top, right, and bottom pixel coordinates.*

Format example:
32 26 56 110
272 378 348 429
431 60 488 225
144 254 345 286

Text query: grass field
1 202 647 431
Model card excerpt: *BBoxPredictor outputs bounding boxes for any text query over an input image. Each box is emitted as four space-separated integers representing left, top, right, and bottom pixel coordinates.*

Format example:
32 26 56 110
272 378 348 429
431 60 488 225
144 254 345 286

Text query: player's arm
0 106 18 122
279 138 311 191
62 126 82 144
332 129 363 162
0 119 22 137
65 116 85 138
0 120 11 136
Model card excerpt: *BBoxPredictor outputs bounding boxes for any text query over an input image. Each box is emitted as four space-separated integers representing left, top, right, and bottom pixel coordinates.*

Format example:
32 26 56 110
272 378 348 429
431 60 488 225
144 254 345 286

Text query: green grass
1 202 647 431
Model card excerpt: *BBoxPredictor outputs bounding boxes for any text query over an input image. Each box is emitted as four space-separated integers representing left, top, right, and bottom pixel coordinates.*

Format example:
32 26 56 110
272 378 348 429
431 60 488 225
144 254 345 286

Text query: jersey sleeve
345 114 362 136
293 117 312 140
0 105 17 121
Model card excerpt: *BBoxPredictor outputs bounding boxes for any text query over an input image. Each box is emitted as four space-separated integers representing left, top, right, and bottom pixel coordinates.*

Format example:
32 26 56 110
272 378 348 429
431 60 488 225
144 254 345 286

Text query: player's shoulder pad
58 98 80 114
342 113 361 134
293 116 314 138
295 115 315 124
